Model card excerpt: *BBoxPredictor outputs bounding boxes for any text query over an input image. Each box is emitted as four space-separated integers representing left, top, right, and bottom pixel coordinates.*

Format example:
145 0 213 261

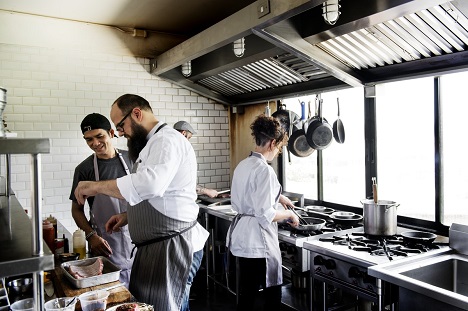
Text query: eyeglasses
115 110 133 132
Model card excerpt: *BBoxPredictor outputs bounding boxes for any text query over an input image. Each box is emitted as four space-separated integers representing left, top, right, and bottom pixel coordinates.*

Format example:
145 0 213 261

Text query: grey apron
90 150 133 287
127 123 196 311
228 151 283 287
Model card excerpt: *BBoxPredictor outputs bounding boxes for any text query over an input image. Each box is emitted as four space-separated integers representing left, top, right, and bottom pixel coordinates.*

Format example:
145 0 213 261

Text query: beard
127 121 149 163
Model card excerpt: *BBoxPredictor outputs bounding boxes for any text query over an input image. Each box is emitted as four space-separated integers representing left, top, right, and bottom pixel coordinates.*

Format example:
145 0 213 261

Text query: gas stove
278 221 362 272
303 226 450 311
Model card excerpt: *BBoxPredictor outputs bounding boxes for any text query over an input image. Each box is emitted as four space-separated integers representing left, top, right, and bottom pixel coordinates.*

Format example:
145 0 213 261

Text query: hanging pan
333 98 345 143
288 101 314 157
306 96 333 150
271 102 300 136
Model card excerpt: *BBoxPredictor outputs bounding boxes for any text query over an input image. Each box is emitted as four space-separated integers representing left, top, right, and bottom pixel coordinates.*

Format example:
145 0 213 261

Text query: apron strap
130 220 197 258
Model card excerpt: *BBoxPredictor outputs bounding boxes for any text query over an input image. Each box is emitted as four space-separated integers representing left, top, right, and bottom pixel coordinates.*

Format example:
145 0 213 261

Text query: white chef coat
117 122 208 252
227 152 281 258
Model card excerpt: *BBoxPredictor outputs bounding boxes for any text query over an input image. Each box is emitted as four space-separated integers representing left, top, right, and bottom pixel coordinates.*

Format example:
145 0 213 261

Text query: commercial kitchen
1 0 468 310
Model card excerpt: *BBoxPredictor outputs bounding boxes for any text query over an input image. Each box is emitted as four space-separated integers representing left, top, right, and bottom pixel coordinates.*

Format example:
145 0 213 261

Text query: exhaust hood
151 0 468 105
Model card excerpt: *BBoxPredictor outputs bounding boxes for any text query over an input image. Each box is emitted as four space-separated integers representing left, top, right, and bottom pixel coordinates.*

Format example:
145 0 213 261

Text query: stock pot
361 199 399 236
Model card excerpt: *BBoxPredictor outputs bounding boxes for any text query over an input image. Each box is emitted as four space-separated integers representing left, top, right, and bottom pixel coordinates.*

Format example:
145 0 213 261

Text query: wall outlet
257 0 270 18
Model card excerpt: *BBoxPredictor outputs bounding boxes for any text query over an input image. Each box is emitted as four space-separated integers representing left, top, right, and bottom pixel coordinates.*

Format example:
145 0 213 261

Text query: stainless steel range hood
151 0 468 105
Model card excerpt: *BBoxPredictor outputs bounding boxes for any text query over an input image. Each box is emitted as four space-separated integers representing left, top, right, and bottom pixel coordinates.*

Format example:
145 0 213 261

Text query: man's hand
88 234 113 257
105 213 128 233
74 181 98 205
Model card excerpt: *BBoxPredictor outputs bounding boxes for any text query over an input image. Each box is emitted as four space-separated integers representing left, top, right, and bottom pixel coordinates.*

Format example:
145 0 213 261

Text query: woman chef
227 114 300 310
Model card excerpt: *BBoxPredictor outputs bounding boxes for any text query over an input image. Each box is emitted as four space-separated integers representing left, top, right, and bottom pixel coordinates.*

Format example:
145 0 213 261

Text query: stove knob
363 273 376 284
279 242 287 251
287 245 297 254
348 267 363 278
313 255 325 265
324 259 336 270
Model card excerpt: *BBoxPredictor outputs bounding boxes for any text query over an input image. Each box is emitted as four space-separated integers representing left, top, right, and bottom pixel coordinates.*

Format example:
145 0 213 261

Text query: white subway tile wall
0 43 230 233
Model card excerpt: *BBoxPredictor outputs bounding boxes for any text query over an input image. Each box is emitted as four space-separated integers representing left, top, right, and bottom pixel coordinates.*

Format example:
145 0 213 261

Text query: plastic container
73 229 86 259
43 220 55 253
78 290 109 311
10 298 34 311
44 297 77 311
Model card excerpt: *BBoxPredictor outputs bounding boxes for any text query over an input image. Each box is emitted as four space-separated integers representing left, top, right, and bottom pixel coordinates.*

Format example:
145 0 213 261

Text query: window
376 78 435 221
440 71 468 226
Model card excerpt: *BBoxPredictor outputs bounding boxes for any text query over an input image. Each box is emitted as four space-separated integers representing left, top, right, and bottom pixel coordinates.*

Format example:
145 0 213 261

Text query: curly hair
251 114 287 148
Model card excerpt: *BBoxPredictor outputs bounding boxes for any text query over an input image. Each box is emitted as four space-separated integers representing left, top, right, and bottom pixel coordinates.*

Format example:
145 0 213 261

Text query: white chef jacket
227 152 281 258
117 122 209 252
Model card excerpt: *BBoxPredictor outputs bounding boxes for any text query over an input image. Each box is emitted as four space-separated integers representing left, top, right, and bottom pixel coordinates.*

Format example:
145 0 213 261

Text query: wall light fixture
233 38 246 57
181 61 192 77
322 0 341 25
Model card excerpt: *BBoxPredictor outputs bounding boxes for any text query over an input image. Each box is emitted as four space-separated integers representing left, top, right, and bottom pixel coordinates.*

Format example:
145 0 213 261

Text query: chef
173 120 219 198
74 94 209 311
70 113 134 288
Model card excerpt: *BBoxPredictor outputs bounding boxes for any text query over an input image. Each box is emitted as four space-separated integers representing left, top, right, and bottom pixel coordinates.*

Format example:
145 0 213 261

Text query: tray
61 257 121 289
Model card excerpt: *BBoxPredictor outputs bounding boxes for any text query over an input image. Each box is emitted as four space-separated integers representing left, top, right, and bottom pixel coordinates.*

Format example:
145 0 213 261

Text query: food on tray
116 303 140 311
108 303 154 311
68 257 104 279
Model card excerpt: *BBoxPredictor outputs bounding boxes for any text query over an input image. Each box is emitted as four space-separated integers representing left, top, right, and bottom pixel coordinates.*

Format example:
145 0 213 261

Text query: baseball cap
80 113 112 134
173 121 197 134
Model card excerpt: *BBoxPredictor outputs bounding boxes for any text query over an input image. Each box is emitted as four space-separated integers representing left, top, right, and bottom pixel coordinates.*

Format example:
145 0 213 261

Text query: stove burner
318 232 448 260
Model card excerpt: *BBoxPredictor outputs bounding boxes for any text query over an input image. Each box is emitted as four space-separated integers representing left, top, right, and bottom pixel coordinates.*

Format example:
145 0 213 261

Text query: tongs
290 207 309 226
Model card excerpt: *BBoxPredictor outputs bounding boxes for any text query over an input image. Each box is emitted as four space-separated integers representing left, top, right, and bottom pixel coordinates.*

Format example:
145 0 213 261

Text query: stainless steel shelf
0 138 50 154
0 137 51 310
0 195 54 278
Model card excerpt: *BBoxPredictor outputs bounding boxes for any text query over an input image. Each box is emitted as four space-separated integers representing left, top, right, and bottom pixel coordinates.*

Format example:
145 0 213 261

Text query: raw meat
68 257 103 279
116 303 140 311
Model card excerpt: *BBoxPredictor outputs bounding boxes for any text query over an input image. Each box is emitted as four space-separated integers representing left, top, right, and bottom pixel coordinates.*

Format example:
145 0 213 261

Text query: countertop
51 265 131 310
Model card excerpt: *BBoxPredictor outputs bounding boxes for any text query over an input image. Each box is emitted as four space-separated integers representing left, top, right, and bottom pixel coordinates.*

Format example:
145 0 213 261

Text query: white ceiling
0 0 256 52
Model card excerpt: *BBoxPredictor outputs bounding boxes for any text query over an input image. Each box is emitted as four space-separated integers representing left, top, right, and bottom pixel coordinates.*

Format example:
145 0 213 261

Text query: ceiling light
233 38 245 57
181 61 192 77
322 0 341 26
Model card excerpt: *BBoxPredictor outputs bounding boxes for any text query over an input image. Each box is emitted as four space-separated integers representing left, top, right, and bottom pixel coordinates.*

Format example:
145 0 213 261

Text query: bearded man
74 94 209 311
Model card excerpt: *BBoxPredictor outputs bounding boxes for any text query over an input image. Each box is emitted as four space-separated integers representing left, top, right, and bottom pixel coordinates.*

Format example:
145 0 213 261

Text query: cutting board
52 267 131 310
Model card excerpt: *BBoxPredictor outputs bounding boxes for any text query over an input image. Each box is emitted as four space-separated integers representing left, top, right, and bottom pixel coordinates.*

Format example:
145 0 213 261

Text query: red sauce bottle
42 220 55 253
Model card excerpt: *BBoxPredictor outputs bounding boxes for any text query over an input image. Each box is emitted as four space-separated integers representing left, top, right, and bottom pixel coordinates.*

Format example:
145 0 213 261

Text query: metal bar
204 212 210 290
6 154 11 196
364 86 377 199
31 153 44 311
434 76 443 224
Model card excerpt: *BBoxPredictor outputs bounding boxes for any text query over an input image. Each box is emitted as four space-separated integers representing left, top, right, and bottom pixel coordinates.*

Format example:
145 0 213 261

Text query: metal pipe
31 153 44 311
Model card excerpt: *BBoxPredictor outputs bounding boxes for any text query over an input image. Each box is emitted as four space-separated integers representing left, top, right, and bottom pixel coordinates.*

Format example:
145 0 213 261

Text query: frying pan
401 231 437 243
328 213 363 226
290 208 326 231
306 96 333 150
333 98 345 144
303 205 335 214
271 103 300 135
295 217 327 231
295 208 363 226
288 101 314 157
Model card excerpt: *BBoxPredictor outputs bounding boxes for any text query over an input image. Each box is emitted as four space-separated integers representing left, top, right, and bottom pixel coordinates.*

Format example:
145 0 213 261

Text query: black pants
237 257 282 311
